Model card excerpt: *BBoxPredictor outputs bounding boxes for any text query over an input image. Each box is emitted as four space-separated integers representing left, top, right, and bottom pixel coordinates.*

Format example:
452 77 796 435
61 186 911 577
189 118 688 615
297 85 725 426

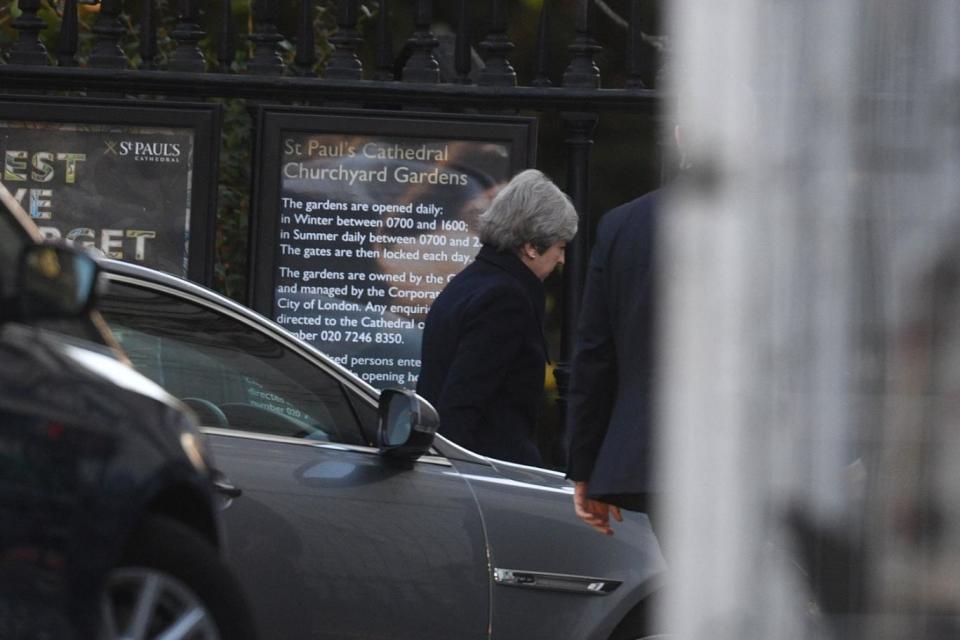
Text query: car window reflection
98 282 367 446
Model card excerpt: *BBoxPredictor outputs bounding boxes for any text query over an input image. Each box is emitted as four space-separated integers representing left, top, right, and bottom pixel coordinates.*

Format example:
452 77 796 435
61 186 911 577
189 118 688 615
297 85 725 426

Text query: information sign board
252 108 536 389
0 98 219 283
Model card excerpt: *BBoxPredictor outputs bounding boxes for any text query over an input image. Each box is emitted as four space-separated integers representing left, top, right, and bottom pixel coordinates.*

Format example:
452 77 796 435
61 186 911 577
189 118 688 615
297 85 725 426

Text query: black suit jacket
417 245 547 466
566 190 659 503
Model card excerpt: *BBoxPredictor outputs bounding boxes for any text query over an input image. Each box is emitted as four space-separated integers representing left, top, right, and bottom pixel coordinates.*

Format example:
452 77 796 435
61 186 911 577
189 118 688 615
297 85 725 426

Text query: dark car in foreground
95 258 668 640
0 203 253 639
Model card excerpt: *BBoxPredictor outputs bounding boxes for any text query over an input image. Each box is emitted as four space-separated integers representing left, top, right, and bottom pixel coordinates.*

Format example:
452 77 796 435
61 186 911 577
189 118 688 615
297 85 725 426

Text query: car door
97 278 490 640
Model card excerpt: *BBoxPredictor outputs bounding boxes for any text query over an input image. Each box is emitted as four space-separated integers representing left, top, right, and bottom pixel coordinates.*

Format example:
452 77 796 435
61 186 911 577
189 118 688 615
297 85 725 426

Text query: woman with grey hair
416 169 578 465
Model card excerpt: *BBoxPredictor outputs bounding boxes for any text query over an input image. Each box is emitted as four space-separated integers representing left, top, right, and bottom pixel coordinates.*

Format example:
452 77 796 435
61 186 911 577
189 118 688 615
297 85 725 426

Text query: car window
347 392 380 442
98 281 367 446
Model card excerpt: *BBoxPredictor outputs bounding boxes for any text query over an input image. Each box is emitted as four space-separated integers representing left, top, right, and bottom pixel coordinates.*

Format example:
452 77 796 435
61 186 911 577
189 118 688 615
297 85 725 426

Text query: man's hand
573 481 622 535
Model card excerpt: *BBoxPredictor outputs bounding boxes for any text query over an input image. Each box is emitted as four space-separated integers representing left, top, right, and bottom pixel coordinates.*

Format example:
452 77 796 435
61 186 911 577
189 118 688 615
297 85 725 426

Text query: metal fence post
402 0 440 83
325 0 363 80
89 0 128 69
169 0 207 72
248 0 284 75
8 0 49 65
556 0 602 455
479 0 516 86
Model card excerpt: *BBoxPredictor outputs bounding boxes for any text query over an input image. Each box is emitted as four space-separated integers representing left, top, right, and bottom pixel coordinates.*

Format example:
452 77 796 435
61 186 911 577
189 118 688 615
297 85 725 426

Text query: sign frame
249 106 538 317
0 95 220 285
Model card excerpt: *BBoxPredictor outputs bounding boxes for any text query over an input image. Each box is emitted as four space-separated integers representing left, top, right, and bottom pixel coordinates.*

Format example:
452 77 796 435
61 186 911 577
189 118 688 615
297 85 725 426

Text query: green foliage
215 99 252 302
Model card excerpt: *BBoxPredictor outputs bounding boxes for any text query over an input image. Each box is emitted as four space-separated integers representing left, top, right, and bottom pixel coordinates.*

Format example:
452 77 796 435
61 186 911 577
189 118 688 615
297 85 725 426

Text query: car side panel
453 460 666 640
207 431 490 640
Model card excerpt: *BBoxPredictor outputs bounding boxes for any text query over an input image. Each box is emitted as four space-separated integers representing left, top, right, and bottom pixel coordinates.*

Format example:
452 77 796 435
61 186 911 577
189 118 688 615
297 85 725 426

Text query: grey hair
477 169 578 252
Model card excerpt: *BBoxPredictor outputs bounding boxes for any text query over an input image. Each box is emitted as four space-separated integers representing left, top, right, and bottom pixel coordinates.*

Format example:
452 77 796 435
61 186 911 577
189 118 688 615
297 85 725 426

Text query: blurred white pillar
662 1 960 639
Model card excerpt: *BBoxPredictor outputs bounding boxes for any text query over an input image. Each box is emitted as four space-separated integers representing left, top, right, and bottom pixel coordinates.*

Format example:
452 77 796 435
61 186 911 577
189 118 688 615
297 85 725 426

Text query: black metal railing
2 0 657 93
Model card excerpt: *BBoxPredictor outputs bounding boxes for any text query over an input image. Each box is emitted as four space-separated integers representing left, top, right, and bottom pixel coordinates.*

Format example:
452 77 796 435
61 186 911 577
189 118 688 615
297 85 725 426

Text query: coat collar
475 244 551 362
475 244 545 307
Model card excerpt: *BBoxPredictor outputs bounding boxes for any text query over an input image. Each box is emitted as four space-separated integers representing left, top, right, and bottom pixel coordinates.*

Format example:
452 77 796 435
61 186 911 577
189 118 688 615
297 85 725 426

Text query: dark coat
566 190 659 507
417 244 547 466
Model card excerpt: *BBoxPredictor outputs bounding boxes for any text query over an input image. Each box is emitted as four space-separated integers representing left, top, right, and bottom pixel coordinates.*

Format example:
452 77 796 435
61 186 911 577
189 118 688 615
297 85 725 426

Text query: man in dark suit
566 188 660 535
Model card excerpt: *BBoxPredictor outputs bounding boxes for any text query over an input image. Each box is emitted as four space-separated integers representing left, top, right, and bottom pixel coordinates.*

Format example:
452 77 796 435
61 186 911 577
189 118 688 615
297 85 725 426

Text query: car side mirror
378 389 439 462
16 243 100 321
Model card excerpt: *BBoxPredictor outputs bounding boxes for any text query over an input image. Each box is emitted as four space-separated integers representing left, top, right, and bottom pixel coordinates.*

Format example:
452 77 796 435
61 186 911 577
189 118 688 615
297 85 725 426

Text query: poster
0 99 218 283
254 110 536 389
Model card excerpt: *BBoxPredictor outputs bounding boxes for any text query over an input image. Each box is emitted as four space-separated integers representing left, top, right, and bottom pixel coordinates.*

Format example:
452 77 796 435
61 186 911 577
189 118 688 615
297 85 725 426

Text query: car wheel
609 599 670 640
99 515 255 640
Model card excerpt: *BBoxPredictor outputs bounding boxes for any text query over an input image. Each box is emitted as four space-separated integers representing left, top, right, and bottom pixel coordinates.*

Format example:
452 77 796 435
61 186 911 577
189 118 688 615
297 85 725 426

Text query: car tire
608 599 669 640
99 514 255 640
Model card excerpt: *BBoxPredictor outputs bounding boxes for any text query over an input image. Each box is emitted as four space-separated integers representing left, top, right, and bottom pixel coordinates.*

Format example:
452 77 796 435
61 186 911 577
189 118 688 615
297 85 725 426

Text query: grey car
94 259 667 640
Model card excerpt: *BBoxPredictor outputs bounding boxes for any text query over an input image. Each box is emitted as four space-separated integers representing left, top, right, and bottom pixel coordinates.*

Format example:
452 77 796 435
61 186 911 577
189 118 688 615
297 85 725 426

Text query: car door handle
211 469 242 499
